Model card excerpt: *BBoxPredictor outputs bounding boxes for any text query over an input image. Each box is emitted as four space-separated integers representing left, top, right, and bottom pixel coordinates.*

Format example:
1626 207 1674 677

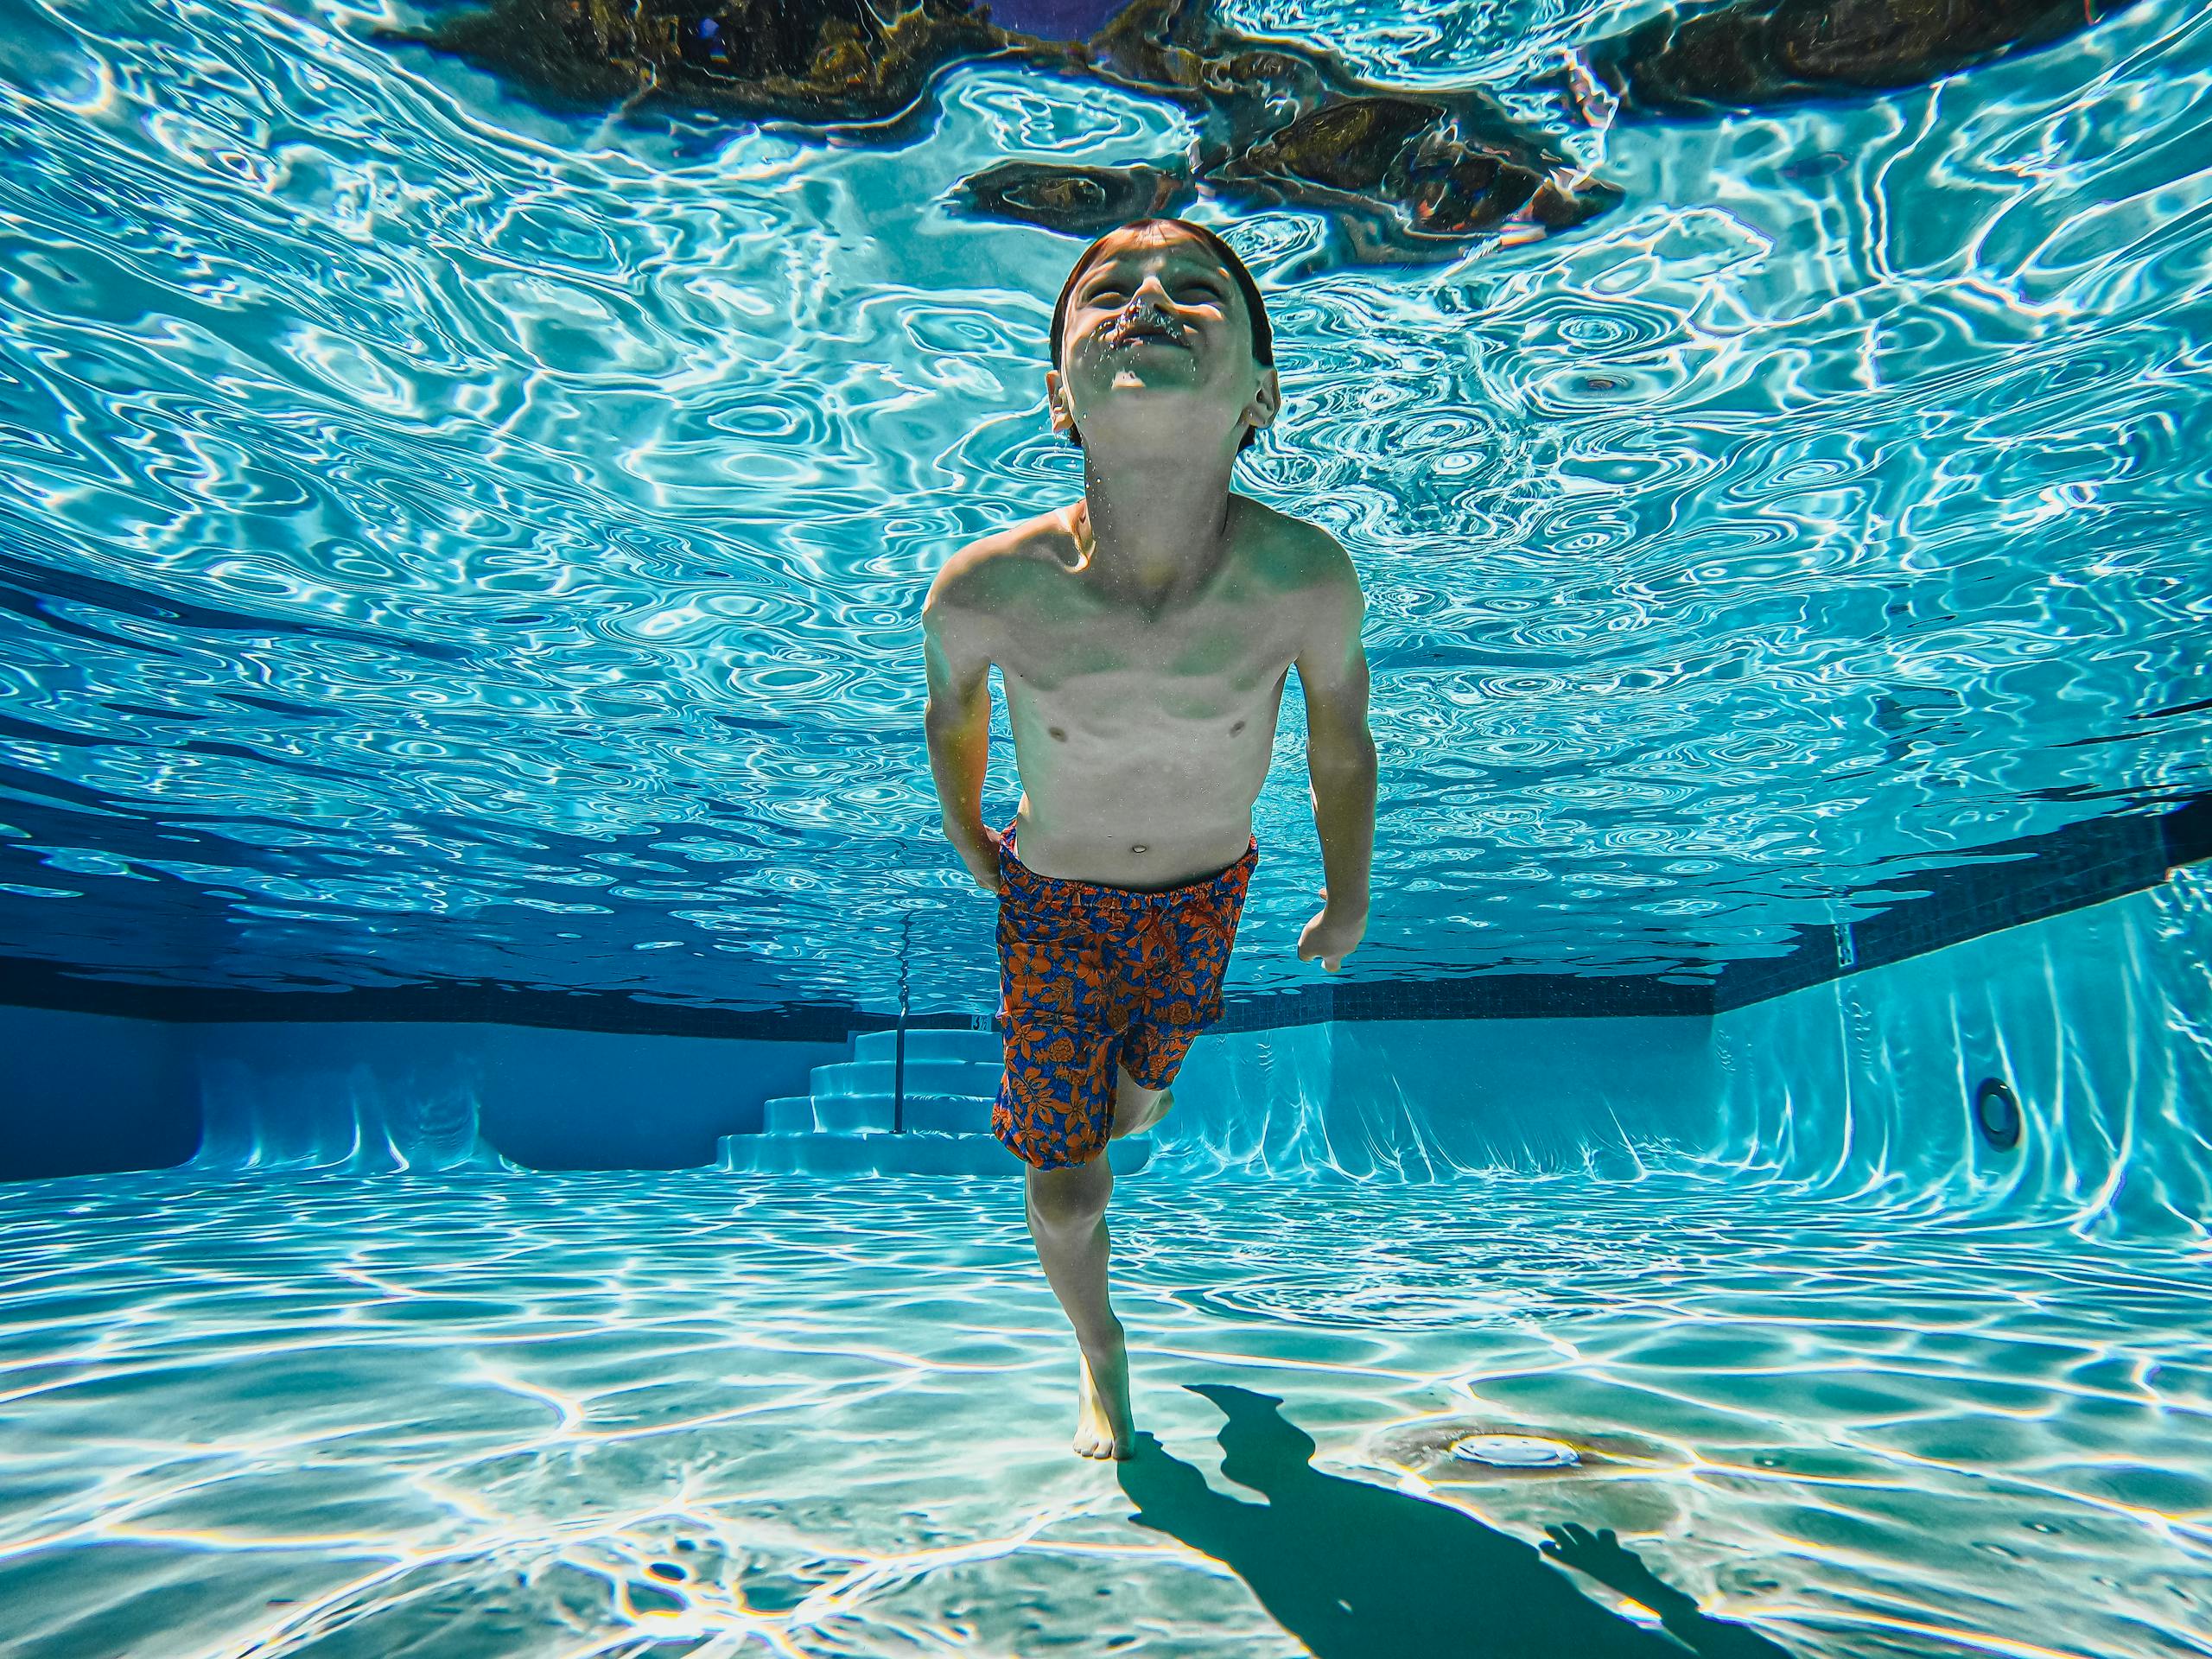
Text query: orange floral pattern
992 828 1257 1170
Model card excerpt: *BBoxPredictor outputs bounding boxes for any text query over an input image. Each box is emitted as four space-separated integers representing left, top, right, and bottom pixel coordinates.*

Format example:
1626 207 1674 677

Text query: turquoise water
3 1172 2207 1658
0 1 2208 1010
4 8 2212 1656
4 840 2209 1658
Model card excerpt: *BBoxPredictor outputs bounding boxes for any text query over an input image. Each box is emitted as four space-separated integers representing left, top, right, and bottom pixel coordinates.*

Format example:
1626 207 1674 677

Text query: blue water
0 1 2207 1012
3 10 2212 1654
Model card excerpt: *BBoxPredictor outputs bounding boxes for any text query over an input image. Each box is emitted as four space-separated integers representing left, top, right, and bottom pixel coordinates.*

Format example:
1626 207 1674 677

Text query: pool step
717 1131 1151 1179
849 1027 1002 1066
763 1094 995 1135
718 1024 1101 1177
808 1058 1003 1099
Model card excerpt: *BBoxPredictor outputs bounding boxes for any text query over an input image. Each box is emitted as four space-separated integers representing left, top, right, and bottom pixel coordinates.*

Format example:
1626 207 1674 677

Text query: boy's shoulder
924 496 1356 620
924 509 1068 619
1231 496 1356 590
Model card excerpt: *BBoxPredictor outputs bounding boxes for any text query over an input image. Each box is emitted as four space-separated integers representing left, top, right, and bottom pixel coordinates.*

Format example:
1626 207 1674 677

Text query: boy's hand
1538 1525 1694 1619
1297 889 1365 972
946 819 1007 894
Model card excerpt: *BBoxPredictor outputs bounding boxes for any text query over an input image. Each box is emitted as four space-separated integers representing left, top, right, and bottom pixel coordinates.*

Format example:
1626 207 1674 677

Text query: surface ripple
0 2 2208 1007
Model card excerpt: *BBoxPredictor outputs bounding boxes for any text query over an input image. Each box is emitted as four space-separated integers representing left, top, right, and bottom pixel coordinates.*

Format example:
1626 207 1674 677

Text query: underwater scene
3 2 2211 1657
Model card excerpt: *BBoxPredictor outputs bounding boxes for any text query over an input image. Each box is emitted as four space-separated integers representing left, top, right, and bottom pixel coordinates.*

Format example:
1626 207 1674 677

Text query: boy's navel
1049 727 1068 741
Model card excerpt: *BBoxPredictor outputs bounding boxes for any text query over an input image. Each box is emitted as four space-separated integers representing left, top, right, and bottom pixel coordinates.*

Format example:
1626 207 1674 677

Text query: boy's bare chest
997 592 1295 711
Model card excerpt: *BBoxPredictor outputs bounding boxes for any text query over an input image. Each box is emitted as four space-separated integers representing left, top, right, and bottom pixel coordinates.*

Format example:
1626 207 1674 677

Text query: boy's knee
1026 1162 1110 1233
1114 1064 1161 1107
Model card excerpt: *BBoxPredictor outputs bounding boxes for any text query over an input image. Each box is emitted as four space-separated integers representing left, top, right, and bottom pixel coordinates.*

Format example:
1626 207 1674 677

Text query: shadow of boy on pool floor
1117 1385 1791 1659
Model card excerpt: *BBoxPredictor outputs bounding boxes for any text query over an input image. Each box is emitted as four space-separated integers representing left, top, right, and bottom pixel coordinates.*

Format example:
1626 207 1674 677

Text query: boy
921 218 1377 1459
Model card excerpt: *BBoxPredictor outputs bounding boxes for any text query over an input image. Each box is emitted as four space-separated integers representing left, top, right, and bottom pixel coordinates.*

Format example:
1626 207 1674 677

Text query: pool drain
1449 1434 1581 1469
1973 1077 2022 1152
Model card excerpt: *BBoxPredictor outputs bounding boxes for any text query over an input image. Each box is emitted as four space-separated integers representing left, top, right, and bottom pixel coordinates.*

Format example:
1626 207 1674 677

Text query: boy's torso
949 493 1332 891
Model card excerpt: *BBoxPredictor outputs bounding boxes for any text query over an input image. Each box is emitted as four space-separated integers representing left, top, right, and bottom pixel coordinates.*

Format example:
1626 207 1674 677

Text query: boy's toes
1072 1424 1133 1460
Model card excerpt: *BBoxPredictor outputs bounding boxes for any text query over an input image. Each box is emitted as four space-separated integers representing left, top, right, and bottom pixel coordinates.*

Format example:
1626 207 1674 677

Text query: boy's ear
1045 368 1076 440
1243 367 1282 432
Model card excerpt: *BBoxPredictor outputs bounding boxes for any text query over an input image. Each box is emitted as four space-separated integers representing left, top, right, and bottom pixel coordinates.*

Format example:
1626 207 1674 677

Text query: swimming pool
3 0 2209 1655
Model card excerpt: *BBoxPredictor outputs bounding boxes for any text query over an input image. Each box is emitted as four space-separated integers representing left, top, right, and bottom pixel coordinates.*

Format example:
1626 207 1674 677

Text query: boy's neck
1076 450 1239 598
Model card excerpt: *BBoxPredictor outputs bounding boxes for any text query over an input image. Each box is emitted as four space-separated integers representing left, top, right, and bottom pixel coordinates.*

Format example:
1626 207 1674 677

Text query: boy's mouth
1102 302 1186 350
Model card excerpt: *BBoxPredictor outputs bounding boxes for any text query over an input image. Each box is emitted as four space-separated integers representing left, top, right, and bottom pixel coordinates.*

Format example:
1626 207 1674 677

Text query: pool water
5 3 2212 1656
3 1171 2206 1659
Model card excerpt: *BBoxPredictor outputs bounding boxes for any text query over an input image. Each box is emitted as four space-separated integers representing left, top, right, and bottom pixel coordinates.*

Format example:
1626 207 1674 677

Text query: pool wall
1155 874 2212 1236
0 1010 839 1178
1707 865 2212 1237
1156 1016 1715 1179
5 876 2208 1235
0 1006 194 1180
0 1001 1723 1183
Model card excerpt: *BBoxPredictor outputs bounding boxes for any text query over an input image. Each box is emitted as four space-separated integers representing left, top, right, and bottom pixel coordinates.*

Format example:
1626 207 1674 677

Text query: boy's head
1045 218 1279 457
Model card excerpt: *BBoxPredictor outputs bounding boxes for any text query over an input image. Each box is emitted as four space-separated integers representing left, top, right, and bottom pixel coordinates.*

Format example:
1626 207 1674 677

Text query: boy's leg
1111 1064 1173 1138
1114 842 1255 1145
994 836 1143 1459
1025 1154 1134 1459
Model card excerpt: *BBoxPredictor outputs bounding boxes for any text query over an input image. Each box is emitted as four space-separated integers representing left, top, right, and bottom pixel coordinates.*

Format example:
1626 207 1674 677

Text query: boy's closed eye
1084 278 1227 307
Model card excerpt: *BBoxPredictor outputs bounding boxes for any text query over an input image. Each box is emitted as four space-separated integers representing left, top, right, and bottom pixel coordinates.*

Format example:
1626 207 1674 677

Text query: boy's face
1046 227 1279 458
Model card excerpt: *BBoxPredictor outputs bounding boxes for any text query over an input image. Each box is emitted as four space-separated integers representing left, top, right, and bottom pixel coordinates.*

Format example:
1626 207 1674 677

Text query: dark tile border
1211 972 1713 1031
2 795 2205 1037
1708 795 2199 1013
0 962 981 1046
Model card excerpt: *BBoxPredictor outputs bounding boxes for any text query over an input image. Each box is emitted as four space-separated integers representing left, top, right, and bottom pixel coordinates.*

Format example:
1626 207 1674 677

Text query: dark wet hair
1048 217 1274 453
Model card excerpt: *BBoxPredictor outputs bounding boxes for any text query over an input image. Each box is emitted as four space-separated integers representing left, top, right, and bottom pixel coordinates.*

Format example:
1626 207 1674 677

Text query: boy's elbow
925 692 983 745
1311 730 1377 782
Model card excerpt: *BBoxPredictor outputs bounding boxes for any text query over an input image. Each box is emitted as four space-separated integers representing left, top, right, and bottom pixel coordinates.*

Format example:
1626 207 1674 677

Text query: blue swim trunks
992 827 1257 1170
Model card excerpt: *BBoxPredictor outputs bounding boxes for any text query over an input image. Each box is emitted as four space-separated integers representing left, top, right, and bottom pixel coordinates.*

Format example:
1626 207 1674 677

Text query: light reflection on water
0 1173 2204 1657
0 1 2207 1009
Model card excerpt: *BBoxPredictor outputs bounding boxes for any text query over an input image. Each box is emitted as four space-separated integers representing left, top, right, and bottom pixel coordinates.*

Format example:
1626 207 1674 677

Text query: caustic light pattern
0 1176 2205 1658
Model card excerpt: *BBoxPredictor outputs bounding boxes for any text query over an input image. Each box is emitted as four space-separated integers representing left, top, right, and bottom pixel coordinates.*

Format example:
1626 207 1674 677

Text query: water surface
0 0 2206 1008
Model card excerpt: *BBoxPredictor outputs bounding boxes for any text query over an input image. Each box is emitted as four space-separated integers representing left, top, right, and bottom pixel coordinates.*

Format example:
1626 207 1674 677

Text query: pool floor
1 1172 2206 1658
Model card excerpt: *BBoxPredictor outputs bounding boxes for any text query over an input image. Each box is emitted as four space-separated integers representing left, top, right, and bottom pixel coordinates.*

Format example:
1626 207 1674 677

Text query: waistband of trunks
998 825 1256 910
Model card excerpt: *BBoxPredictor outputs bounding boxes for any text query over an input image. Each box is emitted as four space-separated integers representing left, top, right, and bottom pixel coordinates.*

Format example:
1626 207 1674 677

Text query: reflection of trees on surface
386 0 2139 268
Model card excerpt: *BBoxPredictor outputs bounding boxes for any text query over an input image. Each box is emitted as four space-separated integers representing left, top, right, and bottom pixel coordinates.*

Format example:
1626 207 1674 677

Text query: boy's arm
1294 534 1376 971
922 561 1006 893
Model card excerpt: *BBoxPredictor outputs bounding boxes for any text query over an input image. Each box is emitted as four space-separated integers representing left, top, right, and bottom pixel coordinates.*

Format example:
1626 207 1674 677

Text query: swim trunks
993 826 1256 1171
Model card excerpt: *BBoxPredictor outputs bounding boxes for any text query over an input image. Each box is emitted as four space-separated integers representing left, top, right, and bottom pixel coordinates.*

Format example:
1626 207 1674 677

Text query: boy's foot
1074 1336 1135 1460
